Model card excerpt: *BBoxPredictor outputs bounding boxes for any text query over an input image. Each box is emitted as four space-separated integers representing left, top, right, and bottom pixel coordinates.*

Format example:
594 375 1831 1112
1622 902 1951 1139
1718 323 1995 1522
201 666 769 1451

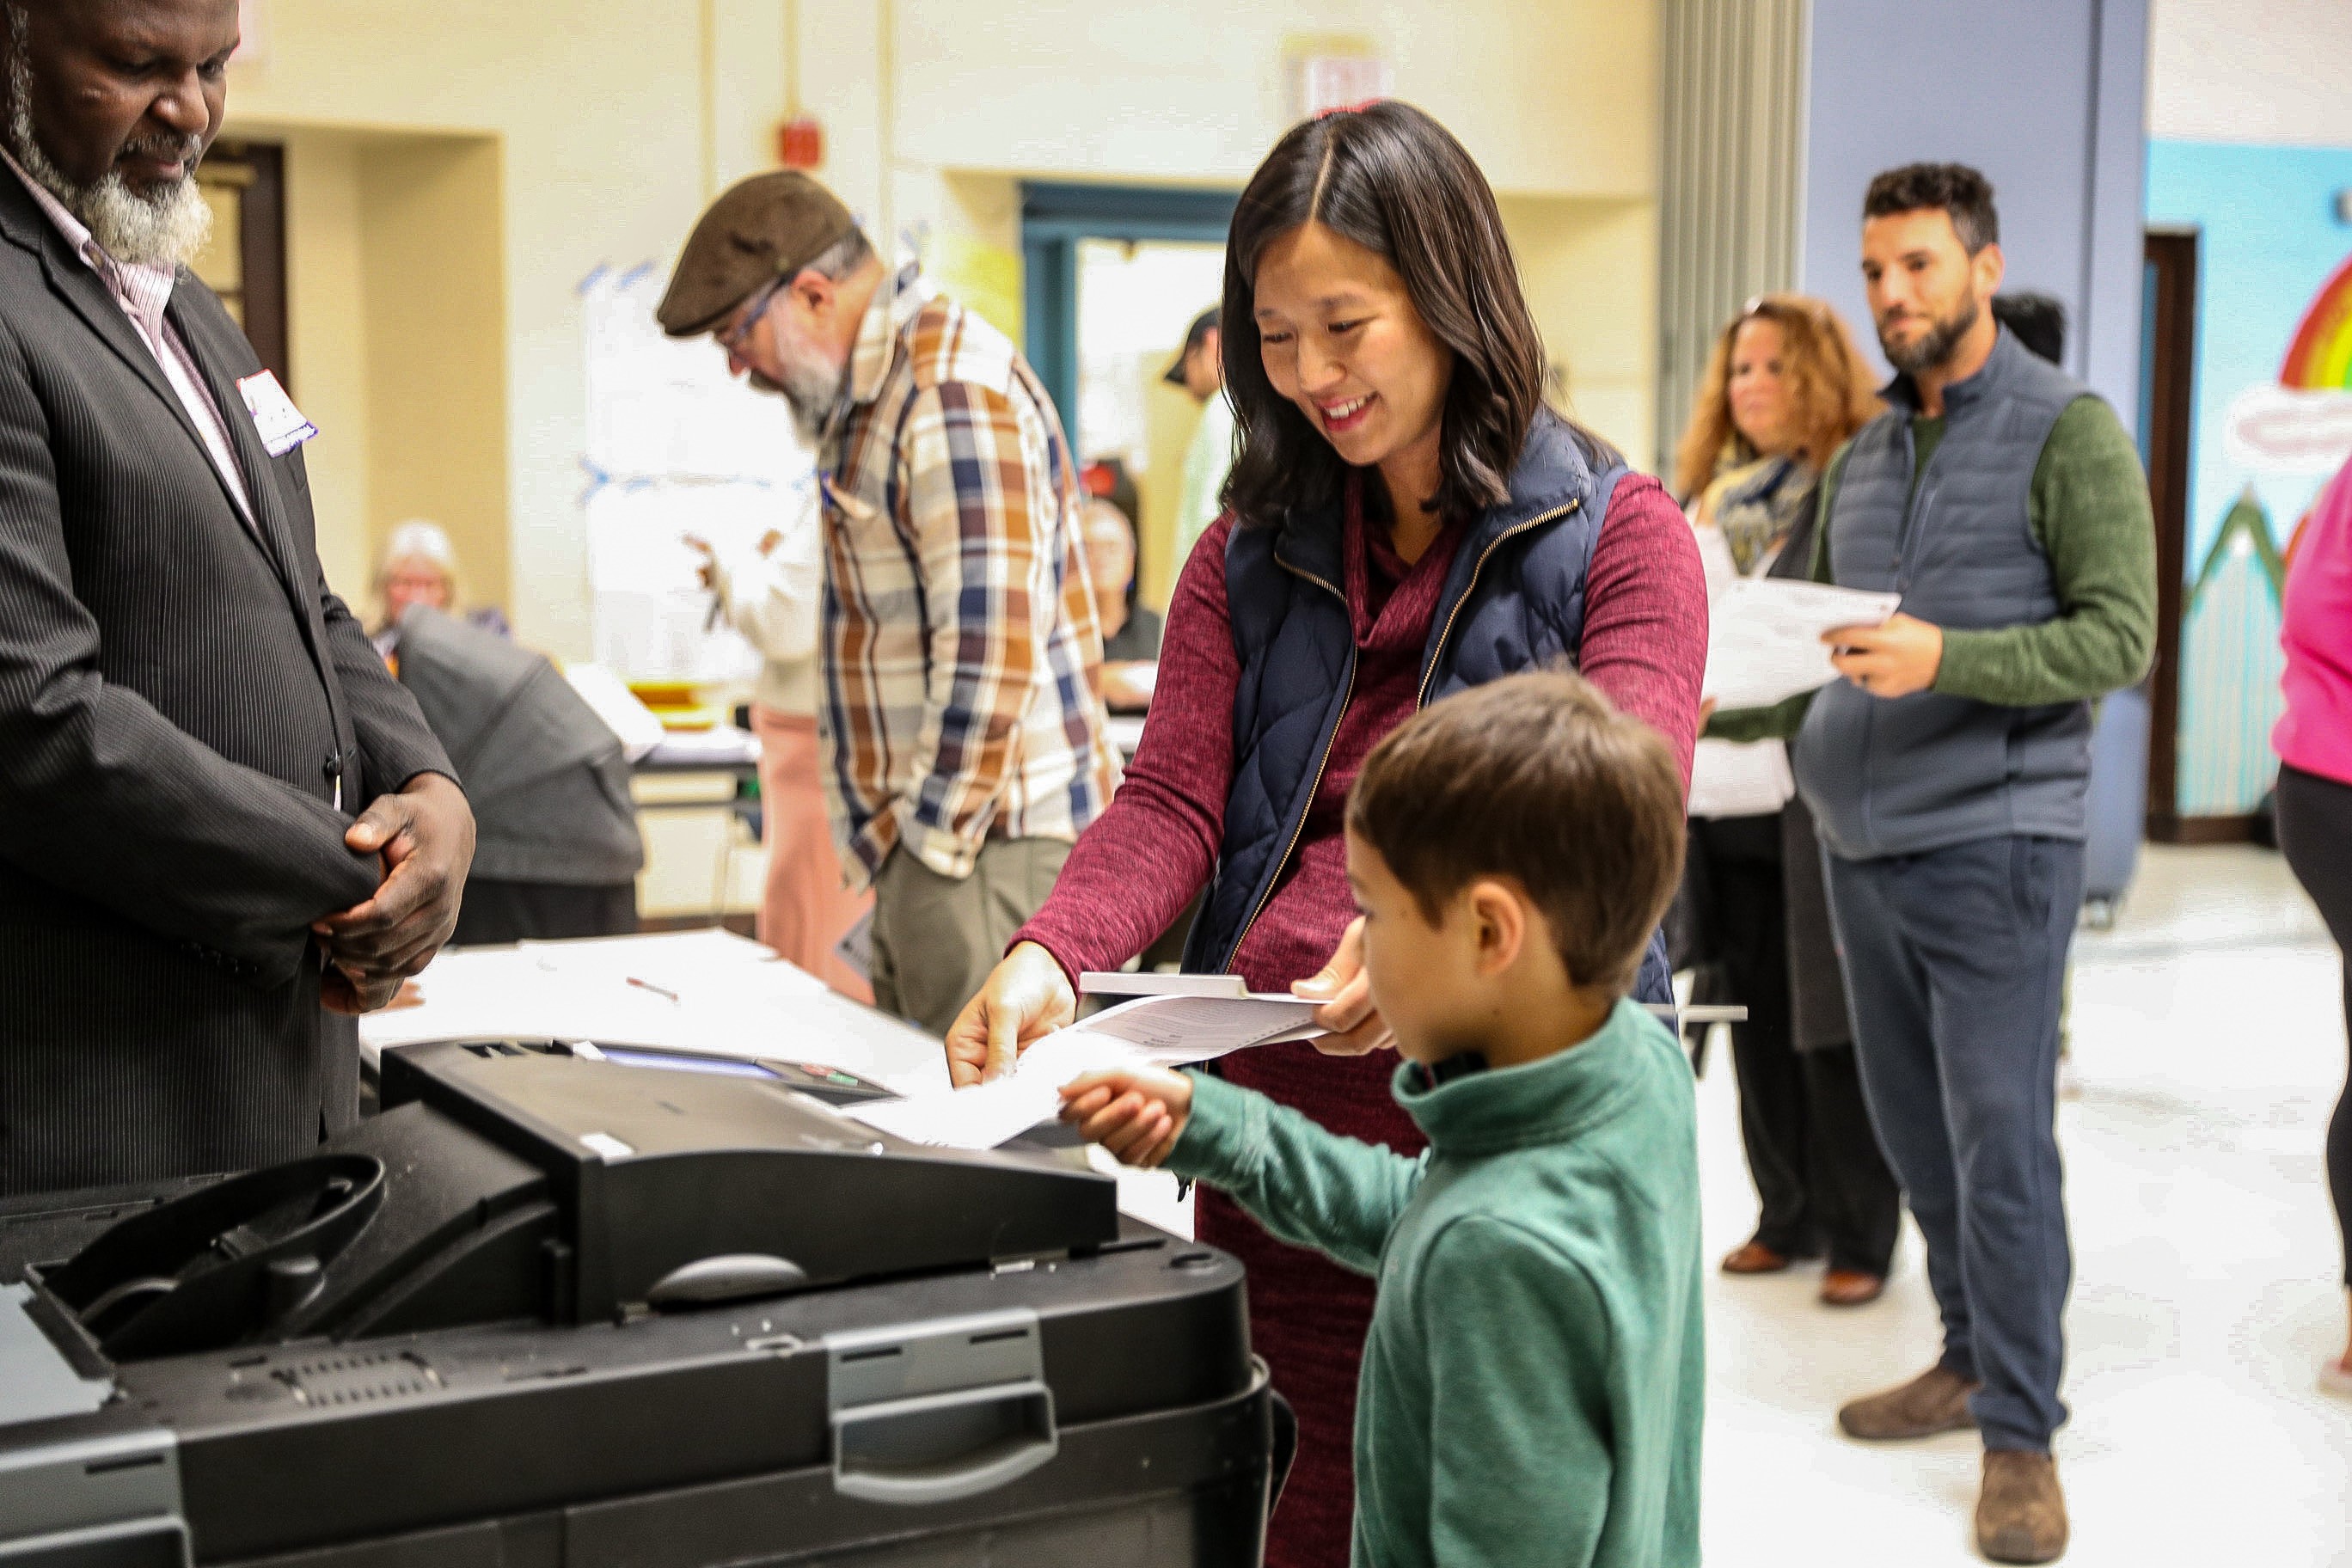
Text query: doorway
2141 227 2198 842
1021 184 1237 606
194 140 289 386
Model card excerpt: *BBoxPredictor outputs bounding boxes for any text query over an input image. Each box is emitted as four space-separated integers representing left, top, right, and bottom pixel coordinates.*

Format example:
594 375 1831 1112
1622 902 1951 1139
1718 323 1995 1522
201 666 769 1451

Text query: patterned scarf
1712 453 1815 577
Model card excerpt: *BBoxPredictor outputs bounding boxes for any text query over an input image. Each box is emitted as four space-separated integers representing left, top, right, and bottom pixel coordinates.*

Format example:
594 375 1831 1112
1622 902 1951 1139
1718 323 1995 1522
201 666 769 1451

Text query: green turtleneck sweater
1167 999 1705 1568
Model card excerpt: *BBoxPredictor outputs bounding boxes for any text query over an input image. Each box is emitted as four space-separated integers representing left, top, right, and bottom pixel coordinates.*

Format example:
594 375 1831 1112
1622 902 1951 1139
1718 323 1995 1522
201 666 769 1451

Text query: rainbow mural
2149 139 2352 818
2177 251 2352 814
2280 255 2352 391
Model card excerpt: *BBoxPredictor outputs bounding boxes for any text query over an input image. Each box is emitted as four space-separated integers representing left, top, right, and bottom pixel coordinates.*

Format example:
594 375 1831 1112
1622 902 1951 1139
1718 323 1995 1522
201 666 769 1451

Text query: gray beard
6 44 213 269
1880 297 1980 377
753 357 848 442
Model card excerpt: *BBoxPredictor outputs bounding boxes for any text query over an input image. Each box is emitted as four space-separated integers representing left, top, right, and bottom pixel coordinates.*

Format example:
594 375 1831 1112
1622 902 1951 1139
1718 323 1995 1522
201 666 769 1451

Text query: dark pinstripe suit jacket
0 173 454 1197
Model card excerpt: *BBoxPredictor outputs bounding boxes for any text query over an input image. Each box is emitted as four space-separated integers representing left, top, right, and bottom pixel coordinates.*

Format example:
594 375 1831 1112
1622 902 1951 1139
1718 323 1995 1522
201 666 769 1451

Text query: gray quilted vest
1793 327 2097 860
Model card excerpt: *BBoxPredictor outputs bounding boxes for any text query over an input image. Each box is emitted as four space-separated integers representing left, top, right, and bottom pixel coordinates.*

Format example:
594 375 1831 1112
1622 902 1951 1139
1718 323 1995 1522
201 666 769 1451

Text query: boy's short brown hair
1345 671 1686 996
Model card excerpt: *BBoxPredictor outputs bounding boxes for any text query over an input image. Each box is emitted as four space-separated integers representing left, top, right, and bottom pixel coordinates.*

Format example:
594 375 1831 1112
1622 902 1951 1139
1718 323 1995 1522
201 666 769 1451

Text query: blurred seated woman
371 519 510 662
1674 294 1901 1306
1078 496 1162 710
389 606 644 947
369 523 640 946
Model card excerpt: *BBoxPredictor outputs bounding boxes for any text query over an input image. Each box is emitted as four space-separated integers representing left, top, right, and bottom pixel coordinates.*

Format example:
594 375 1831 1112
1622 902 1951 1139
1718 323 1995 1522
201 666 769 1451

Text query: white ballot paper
1702 579 1904 711
1687 737 1798 819
1078 972 1314 1006
845 994 1326 1151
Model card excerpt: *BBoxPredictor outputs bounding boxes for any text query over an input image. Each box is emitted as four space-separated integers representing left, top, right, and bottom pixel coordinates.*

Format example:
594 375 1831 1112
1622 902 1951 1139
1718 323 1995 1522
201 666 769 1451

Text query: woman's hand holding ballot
1825 611 1946 699
945 922 1393 1089
1293 918 1396 1057
945 941 1076 1086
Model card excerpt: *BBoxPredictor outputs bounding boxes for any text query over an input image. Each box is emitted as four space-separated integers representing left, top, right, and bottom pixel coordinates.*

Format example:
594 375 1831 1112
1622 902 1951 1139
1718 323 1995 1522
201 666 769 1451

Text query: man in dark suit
0 0 475 1196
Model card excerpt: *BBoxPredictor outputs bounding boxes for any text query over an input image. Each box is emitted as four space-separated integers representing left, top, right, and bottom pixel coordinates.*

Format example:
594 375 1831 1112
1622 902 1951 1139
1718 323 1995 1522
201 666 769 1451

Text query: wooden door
2141 228 2197 842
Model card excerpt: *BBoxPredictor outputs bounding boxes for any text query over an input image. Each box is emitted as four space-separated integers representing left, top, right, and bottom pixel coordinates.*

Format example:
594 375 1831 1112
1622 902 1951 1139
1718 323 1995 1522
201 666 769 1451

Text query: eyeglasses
718 276 786 355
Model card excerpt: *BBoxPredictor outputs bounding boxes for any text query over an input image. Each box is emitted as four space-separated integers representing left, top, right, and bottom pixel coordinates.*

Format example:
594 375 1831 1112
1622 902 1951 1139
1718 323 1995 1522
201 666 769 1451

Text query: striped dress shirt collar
2 149 256 524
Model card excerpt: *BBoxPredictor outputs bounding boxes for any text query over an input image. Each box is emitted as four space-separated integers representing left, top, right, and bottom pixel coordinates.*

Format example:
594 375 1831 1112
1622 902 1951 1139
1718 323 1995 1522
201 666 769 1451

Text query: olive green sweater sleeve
1932 395 2158 705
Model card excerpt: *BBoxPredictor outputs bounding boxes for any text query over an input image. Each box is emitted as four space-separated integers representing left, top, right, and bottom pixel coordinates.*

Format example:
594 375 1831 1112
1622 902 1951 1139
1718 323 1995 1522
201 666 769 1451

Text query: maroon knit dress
1018 473 1704 1568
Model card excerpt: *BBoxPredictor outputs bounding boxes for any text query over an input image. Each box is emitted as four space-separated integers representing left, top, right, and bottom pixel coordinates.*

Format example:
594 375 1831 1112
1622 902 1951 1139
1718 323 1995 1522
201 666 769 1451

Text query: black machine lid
379 1043 1119 1324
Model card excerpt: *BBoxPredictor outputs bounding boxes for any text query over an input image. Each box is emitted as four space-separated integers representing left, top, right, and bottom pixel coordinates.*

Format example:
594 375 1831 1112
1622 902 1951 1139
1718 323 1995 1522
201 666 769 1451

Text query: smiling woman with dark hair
1216 100 1571 536
943 101 1706 1567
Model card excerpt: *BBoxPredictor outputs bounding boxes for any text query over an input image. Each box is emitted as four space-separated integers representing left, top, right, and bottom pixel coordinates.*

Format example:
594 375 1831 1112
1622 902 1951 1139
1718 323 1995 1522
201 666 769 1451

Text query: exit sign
1294 54 1392 119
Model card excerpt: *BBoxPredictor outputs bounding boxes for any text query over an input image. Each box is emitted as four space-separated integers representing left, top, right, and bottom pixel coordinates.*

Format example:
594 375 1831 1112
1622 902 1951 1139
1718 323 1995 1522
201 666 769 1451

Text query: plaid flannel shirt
818 260 1121 887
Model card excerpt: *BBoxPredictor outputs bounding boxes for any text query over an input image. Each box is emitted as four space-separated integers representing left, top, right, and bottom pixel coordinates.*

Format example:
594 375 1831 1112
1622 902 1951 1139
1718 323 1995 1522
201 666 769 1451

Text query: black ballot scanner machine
0 1039 1284 1566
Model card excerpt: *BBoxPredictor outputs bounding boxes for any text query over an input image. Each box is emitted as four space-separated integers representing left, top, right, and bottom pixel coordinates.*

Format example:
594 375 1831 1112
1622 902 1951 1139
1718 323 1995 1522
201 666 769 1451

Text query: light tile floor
1698 844 2352 1565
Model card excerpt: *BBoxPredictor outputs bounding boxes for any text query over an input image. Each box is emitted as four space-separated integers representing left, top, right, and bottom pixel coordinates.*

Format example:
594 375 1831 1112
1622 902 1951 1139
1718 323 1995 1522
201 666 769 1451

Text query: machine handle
830 1379 1058 1505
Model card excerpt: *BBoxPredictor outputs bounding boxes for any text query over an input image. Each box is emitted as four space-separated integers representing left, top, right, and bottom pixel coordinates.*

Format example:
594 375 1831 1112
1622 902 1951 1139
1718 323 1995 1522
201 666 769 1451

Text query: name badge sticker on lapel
236 370 318 458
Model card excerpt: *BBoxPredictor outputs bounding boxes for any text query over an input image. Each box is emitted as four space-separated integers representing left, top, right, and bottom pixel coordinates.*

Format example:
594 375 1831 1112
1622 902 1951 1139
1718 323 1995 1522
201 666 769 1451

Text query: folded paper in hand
1702 579 1904 711
845 992 1325 1151
1687 737 1798 819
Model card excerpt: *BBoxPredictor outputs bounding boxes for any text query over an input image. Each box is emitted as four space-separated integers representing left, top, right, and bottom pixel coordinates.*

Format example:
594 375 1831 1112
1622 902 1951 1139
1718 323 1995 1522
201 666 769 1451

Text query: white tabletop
358 928 952 1098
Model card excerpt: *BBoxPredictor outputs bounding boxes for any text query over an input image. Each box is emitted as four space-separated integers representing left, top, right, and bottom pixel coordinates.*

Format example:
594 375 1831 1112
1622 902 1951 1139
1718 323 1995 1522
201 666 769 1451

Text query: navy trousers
1825 835 2083 1454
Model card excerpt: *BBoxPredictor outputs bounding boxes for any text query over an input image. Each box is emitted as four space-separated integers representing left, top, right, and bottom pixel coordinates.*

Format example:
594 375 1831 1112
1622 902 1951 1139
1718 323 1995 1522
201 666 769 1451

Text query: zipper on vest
1227 496 1575 965
1892 425 1941 593
1414 499 1579 709
1228 561 1354 966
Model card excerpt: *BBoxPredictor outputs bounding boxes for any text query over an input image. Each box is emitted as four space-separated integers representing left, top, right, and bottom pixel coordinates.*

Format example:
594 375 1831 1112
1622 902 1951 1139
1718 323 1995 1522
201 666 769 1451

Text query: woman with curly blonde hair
1673 293 1900 1308
1675 293 1883 556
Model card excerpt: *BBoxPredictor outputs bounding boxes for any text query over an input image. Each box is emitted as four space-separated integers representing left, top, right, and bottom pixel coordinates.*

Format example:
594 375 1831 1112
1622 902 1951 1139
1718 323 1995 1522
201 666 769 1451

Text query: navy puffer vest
1181 409 1675 1007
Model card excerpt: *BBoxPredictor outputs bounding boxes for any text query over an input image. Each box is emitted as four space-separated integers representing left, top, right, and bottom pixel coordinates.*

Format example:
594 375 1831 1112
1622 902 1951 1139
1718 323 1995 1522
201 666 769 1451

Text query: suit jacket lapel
27 219 220 456
168 292 334 674
0 179 279 560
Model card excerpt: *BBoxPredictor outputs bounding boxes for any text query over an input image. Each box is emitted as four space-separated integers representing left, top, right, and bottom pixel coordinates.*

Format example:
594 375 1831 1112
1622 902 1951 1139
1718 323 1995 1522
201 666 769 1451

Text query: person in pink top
2275 455 2352 1400
940 103 1707 1568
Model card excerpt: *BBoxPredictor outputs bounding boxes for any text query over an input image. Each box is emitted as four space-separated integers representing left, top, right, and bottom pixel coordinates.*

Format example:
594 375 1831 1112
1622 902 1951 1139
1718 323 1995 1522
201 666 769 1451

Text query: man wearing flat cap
662 174 1118 1036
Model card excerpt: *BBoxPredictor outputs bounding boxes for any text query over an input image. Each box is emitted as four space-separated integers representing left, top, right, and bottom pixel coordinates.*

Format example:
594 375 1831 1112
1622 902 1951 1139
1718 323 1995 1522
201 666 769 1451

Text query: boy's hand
1059 1068 1193 1168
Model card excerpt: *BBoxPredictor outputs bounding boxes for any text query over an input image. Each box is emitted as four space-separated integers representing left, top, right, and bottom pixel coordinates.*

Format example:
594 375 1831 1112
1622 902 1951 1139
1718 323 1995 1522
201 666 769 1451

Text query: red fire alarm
777 115 824 171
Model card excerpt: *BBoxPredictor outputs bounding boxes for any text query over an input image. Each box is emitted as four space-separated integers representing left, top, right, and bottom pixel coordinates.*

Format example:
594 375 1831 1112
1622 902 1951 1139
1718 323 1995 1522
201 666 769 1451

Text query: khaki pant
751 705 873 1003
870 836 1070 1038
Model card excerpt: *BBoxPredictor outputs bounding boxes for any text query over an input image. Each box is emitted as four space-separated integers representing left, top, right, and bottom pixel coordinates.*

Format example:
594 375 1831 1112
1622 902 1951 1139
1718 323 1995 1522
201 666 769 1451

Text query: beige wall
2151 0 2352 145
1500 196 1663 468
356 137 508 618
884 0 1655 199
224 0 774 656
239 126 506 623
274 128 371 601
223 0 1663 657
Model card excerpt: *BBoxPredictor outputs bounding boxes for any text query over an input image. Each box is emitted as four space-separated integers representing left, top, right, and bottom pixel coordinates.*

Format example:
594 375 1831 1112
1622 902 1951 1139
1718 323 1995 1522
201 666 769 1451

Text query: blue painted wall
1798 0 2148 429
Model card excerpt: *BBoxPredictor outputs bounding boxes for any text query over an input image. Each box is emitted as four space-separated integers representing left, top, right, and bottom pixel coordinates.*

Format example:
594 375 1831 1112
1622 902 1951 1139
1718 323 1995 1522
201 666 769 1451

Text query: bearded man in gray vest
1710 163 2155 1563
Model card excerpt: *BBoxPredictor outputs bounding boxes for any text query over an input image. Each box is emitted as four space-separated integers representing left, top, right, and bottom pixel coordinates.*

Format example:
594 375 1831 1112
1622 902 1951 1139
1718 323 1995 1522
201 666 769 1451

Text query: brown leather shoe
1820 1269 1885 1307
1975 1449 2068 1563
1837 1366 1980 1440
1720 1240 1795 1274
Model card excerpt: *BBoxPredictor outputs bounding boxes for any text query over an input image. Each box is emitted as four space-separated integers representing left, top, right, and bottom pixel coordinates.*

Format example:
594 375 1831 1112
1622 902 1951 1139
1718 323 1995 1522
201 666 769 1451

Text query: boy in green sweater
1060 671 1705 1568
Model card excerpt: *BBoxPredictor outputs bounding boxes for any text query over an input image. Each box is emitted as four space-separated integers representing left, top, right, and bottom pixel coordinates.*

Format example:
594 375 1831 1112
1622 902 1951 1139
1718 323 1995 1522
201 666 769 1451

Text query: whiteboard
579 264 820 683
